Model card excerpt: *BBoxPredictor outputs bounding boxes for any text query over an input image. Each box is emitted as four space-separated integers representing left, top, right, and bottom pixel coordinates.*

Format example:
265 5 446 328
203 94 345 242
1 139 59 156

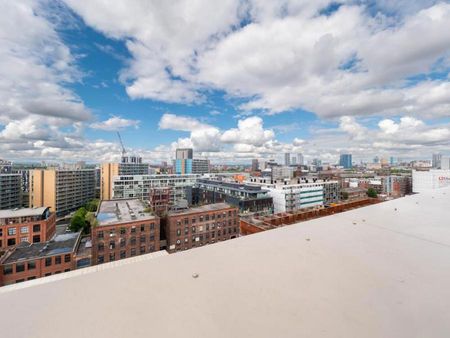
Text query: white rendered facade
412 170 450 192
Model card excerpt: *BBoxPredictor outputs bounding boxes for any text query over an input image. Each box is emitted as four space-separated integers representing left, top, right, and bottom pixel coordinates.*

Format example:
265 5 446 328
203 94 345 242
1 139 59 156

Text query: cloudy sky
1 0 450 164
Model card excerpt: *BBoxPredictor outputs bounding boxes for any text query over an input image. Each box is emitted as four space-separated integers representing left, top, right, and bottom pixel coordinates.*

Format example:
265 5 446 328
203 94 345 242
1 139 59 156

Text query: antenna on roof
117 131 127 157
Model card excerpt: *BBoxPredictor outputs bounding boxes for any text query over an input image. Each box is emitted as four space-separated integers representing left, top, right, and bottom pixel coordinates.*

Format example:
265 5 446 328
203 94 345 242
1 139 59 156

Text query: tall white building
297 153 304 165
412 170 450 192
284 153 290 166
432 153 442 169
441 156 450 170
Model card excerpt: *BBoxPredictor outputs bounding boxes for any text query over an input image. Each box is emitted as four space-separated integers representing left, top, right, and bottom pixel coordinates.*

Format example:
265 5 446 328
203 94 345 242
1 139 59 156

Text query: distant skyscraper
339 154 352 169
251 159 259 171
432 153 442 169
291 157 297 165
284 153 291 166
441 156 450 170
389 157 395 165
175 148 209 174
176 148 193 160
297 153 304 165
373 156 379 164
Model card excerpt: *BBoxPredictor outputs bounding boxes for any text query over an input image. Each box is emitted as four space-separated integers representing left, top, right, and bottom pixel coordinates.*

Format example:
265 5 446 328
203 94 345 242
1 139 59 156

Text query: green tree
85 199 99 212
367 188 378 198
69 214 86 232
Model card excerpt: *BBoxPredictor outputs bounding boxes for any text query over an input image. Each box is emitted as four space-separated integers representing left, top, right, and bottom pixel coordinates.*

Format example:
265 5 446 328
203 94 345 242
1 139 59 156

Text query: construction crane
116 131 127 157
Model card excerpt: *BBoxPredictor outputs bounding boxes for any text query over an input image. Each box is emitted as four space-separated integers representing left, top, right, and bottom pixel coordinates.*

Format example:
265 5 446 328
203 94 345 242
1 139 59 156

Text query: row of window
3 254 71 275
97 245 155 263
0 235 41 248
175 227 238 245
97 223 156 239
97 235 156 251
175 211 237 226
12 269 70 283
0 224 41 237
176 221 238 236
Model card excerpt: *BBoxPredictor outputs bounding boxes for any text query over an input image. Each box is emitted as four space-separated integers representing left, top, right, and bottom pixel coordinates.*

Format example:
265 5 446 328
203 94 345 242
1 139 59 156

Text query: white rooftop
1 188 450 337
0 207 48 219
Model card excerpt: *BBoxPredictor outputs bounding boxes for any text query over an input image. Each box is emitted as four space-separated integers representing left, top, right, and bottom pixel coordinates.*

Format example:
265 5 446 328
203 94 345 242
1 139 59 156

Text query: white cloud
91 116 140 131
64 1 450 119
221 116 274 146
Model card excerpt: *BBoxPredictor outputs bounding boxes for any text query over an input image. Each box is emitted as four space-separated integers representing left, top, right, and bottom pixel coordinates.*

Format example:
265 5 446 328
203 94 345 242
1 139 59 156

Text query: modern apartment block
247 177 340 213
0 207 56 250
165 203 239 253
412 169 450 192
0 159 12 173
0 174 21 210
339 154 352 169
0 232 81 286
196 178 273 215
92 199 160 265
101 155 149 200
174 148 209 174
30 168 96 216
112 174 199 211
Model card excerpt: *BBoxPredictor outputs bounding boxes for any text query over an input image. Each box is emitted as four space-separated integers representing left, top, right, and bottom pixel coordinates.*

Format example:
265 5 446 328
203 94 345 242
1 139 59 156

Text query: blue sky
0 1 449 164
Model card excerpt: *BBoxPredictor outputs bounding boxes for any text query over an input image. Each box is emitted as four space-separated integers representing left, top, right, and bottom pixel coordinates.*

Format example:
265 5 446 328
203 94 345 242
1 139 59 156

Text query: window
20 237 28 243
109 229 115 236
55 256 62 265
140 225 145 232
184 227 189 234
228 211 232 217
7 238 16 246
98 231 104 239
32 235 40 243
176 229 181 236
211 214 215 220
150 223 155 230
192 226 196 233
0 229 2 236
109 241 115 250
205 214 209 221
120 238 125 247
16 263 25 273
7 227 16 236
130 237 136 246
191 218 196 224
140 246 145 254
20 226 29 234
97 255 104 264
28 261 36 270
131 248 136 256
200 216 204 222
184 218 189 225
109 253 115 261
3 265 13 275
149 245 154 252
131 226 136 234
120 250 126 259
140 235 146 243
150 235 155 241
206 224 209 231
176 239 181 245
98 243 104 251
184 238 188 243
45 257 52 267
33 224 41 232
64 254 71 263
120 228 126 235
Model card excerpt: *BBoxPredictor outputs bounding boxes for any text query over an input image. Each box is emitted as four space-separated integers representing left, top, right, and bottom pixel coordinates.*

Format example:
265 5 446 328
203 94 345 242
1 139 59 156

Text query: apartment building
413 170 450 192
165 203 239 253
0 174 21 210
101 155 149 200
247 177 340 213
196 178 273 215
0 232 81 286
0 207 56 250
112 174 200 211
30 168 96 217
92 199 160 265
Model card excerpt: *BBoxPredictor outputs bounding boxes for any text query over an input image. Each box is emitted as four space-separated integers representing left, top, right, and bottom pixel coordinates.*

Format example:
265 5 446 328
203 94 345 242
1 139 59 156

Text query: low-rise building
0 207 56 250
92 199 160 265
0 232 81 286
413 170 450 192
247 177 340 213
196 178 273 215
165 203 239 253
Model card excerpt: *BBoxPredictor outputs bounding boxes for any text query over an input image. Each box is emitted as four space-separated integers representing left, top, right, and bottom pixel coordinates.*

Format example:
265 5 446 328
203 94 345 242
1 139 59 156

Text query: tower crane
116 131 127 157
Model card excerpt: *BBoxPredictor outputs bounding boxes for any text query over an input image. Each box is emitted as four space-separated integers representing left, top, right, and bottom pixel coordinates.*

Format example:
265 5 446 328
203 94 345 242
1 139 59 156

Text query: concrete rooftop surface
1 188 450 338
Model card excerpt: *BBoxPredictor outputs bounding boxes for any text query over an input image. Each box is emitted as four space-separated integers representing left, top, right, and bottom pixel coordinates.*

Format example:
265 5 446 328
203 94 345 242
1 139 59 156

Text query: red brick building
165 203 239 253
0 207 56 250
92 199 160 265
0 232 81 286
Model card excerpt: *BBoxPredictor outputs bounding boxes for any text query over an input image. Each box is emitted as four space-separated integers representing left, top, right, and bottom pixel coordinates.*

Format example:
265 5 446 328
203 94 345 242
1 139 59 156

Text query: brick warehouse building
165 203 239 253
0 207 56 250
0 232 81 286
92 199 160 265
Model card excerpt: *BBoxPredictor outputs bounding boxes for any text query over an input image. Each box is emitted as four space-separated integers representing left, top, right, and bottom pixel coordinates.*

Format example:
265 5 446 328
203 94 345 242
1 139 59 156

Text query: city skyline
1 1 450 165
